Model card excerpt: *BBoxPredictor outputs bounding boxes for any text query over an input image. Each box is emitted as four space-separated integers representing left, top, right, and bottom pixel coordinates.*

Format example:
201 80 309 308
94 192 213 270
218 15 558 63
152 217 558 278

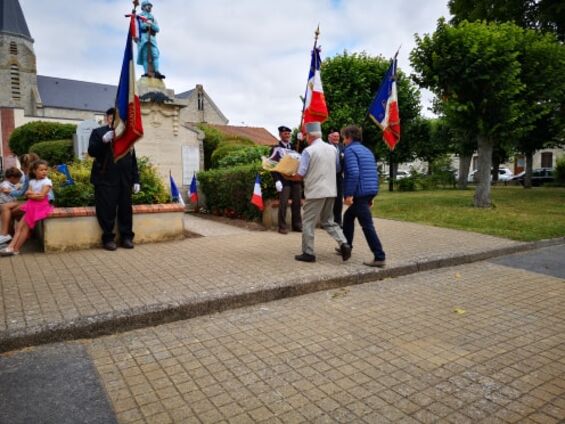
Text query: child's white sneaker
0 247 18 256
0 234 12 244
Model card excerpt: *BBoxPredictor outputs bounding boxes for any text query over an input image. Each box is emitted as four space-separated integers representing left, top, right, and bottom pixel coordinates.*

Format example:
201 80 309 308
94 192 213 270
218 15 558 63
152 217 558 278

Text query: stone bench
39 204 186 252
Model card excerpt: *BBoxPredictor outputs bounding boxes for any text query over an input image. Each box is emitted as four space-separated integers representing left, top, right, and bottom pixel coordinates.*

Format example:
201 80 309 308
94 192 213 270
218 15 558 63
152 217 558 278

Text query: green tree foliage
9 121 76 155
449 0 565 41
411 19 525 207
512 29 565 187
210 139 255 168
321 51 422 164
29 140 74 166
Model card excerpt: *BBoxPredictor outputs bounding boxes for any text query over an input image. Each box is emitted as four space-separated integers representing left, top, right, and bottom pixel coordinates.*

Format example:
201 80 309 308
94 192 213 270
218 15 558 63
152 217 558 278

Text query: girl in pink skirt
0 160 53 256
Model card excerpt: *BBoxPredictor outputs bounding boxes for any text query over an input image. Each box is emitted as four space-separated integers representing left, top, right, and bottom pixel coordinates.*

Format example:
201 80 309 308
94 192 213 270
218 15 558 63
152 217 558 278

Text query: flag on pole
56 164 75 186
169 173 185 206
189 174 198 203
113 14 144 161
302 45 328 128
250 174 264 211
368 55 400 151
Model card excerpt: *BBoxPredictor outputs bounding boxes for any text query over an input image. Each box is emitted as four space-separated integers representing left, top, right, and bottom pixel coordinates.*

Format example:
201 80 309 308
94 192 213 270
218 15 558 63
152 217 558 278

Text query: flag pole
297 25 320 152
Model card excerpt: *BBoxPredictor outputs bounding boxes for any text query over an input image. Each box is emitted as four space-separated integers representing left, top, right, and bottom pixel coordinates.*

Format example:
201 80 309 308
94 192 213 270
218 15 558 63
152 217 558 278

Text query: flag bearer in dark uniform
88 108 140 251
269 125 302 234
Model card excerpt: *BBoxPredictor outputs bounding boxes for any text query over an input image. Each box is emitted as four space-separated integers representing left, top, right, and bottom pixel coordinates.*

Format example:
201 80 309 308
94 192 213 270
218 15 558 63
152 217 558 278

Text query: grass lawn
372 186 565 241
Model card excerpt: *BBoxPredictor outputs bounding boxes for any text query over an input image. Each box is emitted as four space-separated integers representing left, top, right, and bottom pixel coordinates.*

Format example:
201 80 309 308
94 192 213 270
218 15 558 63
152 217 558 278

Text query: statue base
137 76 175 98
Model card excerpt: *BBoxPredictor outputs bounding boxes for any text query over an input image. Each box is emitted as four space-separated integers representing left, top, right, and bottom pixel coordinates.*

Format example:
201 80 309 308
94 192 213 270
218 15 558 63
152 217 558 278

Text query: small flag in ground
169 173 185 206
56 164 75 185
189 174 198 203
250 174 264 211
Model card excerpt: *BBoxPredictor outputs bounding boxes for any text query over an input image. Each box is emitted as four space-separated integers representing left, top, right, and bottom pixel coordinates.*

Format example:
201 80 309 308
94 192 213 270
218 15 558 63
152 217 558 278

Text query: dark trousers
333 174 343 226
278 182 302 230
95 184 134 244
343 195 385 261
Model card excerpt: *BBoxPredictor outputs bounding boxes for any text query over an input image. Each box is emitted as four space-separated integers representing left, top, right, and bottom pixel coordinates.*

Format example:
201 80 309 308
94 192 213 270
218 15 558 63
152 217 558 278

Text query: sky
20 0 451 136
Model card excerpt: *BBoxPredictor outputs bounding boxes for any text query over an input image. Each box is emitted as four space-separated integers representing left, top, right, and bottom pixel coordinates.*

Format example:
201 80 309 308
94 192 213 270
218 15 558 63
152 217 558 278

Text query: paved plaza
0 215 564 423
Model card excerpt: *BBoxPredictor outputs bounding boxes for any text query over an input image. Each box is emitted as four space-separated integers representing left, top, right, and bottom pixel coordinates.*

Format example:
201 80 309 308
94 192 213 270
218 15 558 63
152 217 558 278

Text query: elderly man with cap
269 125 302 234
286 122 351 263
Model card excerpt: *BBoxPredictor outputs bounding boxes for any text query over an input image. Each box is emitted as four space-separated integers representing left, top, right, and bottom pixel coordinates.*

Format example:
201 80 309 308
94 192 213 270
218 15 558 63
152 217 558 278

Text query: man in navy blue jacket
342 125 386 267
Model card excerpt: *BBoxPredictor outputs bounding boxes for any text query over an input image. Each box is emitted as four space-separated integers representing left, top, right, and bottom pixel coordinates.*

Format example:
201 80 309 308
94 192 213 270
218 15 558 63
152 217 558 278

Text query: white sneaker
0 247 18 257
0 234 12 244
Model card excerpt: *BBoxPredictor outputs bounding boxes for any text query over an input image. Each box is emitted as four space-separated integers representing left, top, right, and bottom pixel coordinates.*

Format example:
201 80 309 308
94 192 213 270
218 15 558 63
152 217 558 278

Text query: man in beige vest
287 122 351 262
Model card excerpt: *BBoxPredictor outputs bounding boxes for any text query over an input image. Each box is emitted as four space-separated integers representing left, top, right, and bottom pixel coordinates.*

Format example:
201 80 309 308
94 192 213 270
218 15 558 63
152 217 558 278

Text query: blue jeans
343 195 385 261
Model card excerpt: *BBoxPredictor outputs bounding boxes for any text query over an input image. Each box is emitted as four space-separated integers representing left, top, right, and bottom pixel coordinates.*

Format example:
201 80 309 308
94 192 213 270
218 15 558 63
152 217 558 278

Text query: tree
449 0 565 41
321 51 422 168
512 29 565 187
411 19 524 207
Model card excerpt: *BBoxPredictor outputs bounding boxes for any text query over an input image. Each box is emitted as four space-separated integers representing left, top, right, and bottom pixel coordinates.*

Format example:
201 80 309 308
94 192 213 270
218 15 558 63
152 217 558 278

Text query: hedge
30 139 74 166
198 164 276 220
9 121 76 155
49 157 169 207
217 145 271 168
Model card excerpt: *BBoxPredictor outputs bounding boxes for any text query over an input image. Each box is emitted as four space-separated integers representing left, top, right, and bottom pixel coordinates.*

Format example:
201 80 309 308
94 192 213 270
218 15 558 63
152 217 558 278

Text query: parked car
511 168 554 186
395 170 410 180
468 168 513 183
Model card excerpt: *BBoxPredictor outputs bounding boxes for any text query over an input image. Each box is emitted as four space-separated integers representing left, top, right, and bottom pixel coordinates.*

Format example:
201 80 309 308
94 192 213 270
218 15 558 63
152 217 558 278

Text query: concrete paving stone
1 217 537 351
58 260 562 423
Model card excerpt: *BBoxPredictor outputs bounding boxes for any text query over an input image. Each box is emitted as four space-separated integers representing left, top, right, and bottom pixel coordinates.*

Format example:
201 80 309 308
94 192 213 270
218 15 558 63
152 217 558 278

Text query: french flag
302 46 328 128
189 174 198 203
250 175 264 211
113 14 144 161
368 55 400 151
170 173 185 206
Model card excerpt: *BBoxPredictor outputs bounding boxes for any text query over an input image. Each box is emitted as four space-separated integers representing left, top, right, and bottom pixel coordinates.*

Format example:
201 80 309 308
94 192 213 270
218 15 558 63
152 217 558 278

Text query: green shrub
217 145 270 168
210 139 254 168
198 124 224 169
9 121 76 155
555 156 565 184
198 164 276 220
50 157 169 207
396 176 417 191
30 139 74 166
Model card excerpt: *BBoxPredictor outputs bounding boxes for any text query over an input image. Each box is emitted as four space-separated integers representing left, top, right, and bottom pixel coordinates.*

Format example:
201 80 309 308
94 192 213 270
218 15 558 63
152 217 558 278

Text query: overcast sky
20 0 450 136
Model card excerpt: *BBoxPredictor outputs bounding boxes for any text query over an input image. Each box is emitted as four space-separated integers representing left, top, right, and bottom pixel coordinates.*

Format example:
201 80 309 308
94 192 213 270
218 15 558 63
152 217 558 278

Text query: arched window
9 41 18 55
10 64 21 100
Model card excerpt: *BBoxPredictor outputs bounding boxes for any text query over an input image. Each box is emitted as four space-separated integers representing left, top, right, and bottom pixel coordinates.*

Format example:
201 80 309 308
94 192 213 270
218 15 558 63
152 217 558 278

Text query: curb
1 237 563 353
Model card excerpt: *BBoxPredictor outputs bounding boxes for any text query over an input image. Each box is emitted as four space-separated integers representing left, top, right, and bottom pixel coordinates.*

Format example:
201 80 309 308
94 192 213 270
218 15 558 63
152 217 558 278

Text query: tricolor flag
113 14 144 161
250 174 264 211
170 173 185 206
189 174 198 203
368 55 400 151
302 45 328 129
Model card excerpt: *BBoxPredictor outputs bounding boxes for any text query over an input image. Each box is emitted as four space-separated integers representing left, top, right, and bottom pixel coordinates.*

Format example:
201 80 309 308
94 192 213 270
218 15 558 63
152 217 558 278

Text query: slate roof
0 0 32 41
37 75 116 112
176 89 195 100
208 124 278 146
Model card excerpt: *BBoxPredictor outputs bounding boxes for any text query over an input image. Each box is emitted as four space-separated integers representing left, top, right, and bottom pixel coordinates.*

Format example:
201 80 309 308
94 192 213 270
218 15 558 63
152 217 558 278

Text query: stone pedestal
134 78 204 196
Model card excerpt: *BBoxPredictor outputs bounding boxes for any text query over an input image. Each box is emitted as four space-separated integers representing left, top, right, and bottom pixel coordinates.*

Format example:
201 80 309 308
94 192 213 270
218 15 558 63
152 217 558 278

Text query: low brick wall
41 204 186 252
262 199 304 230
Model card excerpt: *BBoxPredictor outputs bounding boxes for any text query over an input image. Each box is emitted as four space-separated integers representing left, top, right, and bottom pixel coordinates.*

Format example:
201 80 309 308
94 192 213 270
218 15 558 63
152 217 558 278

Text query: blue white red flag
302 46 328 129
170 173 185 206
250 175 264 211
113 15 144 161
189 174 198 203
368 56 400 151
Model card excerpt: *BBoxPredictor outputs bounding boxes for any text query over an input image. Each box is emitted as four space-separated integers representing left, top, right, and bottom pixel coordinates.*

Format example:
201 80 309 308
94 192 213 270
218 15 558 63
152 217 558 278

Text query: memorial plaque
73 120 99 160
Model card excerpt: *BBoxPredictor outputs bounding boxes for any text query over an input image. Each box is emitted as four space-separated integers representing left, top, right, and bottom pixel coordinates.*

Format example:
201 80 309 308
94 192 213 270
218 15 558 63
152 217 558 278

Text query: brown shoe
363 259 386 268
278 228 288 235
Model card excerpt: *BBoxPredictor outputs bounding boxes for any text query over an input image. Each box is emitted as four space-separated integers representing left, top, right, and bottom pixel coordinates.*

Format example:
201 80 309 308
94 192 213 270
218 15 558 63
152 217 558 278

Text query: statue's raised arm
137 0 165 79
